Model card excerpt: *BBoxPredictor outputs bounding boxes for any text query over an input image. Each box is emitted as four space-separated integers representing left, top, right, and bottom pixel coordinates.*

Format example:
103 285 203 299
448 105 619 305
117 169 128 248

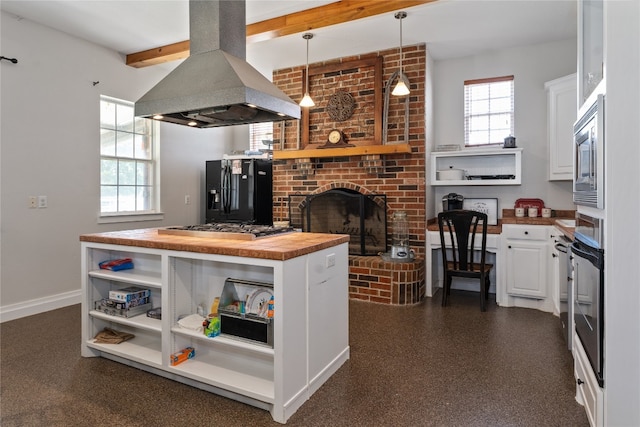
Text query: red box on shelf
170 347 195 366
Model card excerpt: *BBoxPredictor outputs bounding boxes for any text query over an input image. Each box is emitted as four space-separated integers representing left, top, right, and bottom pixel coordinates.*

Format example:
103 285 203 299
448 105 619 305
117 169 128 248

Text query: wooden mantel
272 143 413 160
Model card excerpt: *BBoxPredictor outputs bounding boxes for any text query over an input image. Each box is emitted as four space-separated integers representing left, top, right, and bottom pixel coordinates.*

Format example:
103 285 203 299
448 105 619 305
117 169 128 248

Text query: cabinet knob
577 378 584 385
524 231 529 235
508 245 512 249
552 253 557 258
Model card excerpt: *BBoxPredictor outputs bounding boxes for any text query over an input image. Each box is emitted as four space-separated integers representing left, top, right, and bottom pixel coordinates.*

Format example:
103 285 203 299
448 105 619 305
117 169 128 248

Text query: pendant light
300 33 315 107
392 11 410 97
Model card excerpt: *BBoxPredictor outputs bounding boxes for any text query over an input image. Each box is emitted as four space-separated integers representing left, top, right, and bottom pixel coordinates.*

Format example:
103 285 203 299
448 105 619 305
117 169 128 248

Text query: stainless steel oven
571 212 604 386
573 94 604 209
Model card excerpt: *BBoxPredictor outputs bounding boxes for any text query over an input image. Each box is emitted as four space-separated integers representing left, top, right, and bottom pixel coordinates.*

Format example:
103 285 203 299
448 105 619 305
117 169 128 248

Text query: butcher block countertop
79 228 349 261
427 209 576 238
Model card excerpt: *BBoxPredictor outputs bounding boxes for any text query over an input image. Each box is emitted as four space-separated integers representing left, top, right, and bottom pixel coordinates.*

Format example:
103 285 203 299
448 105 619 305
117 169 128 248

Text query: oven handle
555 242 568 253
571 242 604 270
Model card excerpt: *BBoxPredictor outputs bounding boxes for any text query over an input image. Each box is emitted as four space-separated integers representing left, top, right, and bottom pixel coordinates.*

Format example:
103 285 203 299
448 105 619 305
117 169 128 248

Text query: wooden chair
437 209 494 311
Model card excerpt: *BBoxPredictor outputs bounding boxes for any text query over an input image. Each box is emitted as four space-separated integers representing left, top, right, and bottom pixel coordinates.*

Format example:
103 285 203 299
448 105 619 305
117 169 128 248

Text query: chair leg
441 273 447 306
442 274 452 307
480 274 486 312
485 276 491 300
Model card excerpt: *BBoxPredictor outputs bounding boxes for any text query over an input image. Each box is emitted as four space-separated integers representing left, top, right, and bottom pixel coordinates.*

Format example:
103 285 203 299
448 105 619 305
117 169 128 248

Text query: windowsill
98 212 164 224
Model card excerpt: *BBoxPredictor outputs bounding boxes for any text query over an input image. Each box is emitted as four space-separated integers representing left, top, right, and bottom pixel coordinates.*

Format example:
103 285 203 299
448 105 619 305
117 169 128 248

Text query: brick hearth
350 255 425 305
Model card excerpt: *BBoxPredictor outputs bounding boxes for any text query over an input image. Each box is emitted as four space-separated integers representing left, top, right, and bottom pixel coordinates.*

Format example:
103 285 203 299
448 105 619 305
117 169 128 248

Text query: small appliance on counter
442 193 464 211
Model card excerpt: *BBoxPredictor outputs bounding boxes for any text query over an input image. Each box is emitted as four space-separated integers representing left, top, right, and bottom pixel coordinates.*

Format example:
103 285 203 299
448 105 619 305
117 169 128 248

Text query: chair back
437 209 488 272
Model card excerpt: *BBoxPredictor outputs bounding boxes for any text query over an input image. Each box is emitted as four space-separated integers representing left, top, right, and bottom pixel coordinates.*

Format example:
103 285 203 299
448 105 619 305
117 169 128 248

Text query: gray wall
430 38 577 219
0 12 240 319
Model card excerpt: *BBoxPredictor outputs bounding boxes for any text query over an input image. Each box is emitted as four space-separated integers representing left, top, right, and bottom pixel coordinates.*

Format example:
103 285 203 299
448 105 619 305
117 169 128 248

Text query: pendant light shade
300 33 315 107
392 11 410 97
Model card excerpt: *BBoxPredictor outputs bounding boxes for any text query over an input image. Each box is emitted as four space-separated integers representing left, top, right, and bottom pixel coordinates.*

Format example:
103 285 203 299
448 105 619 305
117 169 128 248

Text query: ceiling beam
126 0 435 68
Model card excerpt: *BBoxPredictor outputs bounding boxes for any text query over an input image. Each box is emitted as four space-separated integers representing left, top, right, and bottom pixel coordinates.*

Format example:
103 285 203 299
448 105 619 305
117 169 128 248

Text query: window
100 95 160 218
464 75 514 146
249 122 274 151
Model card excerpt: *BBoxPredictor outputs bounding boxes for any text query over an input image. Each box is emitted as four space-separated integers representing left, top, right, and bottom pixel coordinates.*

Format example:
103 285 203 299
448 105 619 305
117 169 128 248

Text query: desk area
425 210 575 310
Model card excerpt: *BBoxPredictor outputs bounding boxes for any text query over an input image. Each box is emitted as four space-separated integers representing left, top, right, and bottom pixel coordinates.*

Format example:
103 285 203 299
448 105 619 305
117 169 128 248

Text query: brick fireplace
271 44 427 305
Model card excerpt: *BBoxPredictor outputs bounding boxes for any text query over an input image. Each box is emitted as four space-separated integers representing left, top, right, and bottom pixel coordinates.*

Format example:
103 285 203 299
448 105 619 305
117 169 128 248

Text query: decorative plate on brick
326 91 355 121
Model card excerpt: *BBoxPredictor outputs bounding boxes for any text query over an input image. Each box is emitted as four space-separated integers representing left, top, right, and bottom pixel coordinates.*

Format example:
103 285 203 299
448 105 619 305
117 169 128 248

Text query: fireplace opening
289 189 387 256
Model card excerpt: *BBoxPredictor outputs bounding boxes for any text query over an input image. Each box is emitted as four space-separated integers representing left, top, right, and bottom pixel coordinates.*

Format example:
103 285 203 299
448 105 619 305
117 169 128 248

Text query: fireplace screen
289 189 387 256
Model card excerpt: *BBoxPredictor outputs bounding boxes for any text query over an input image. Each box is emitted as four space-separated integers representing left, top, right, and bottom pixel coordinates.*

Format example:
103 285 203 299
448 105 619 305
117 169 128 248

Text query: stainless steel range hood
135 0 300 128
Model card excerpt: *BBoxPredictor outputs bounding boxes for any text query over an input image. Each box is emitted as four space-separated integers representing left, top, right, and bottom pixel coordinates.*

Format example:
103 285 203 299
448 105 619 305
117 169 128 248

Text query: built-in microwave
573 94 604 209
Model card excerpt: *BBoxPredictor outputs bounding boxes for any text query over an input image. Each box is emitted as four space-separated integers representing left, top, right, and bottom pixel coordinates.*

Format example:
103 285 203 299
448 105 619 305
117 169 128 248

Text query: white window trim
464 75 515 147
98 212 164 224
99 95 163 223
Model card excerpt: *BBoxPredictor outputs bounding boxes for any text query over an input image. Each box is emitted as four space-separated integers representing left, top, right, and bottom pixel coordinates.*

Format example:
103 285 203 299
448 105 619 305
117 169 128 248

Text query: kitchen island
80 228 349 424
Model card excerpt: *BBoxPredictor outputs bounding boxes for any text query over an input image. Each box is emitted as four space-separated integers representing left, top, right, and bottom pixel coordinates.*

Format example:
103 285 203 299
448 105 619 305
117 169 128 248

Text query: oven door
571 238 604 387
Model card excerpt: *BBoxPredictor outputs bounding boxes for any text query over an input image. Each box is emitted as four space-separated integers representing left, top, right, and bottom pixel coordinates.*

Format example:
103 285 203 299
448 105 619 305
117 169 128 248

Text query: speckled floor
1 291 588 426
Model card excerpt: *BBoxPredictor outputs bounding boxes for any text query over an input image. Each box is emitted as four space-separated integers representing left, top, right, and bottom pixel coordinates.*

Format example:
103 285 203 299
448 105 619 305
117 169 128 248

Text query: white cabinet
574 333 604 426
81 241 349 424
504 225 548 298
430 148 522 186
546 74 577 181
578 0 604 109
501 225 554 312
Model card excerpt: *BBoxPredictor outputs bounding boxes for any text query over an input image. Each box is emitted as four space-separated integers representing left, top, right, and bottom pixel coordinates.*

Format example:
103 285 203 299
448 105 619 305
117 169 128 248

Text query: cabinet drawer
503 225 548 241
574 336 602 427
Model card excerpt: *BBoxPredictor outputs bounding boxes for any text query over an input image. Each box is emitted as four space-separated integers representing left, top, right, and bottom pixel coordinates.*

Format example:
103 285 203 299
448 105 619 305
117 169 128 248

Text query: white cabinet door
503 225 549 300
546 74 577 181
505 240 548 298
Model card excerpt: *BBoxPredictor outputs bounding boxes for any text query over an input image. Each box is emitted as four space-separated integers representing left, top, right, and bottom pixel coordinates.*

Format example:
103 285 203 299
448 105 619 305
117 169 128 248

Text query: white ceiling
1 0 577 73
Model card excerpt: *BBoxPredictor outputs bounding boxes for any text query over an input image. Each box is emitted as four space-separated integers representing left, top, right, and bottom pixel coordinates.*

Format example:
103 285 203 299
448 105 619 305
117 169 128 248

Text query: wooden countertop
427 209 575 239
79 228 350 261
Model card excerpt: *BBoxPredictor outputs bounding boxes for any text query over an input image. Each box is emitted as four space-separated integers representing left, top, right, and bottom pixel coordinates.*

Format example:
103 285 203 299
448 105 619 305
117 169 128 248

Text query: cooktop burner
159 223 295 240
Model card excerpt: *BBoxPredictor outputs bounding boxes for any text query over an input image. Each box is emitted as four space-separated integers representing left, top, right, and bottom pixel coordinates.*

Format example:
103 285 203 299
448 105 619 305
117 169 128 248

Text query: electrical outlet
38 195 47 208
29 196 37 208
184 195 191 205
326 253 336 268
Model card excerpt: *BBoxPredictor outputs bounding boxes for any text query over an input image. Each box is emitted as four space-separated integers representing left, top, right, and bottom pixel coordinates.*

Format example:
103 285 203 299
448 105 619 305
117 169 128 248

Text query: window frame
464 75 515 147
249 121 274 151
98 95 162 223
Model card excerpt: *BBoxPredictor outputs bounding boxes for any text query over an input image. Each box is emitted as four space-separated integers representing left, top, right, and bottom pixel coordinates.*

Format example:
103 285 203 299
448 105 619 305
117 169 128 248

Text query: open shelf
171 327 275 356
90 310 162 332
88 269 162 288
86 336 162 367
431 147 522 186
168 355 275 403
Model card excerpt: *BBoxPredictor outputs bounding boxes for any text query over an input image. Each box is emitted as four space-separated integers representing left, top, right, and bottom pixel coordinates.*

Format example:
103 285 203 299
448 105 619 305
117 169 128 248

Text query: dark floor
0 291 588 427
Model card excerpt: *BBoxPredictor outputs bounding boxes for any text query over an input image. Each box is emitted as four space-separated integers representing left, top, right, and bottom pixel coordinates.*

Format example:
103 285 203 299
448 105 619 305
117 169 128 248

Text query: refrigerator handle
222 165 231 214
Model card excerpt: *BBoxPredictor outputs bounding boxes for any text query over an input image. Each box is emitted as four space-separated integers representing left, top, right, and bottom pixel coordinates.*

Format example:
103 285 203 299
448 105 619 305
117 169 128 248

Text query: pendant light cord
398 13 404 74
300 33 315 107
306 36 310 93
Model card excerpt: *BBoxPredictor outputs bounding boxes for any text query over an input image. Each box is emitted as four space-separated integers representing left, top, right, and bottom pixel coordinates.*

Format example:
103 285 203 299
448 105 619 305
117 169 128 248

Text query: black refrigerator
205 159 273 225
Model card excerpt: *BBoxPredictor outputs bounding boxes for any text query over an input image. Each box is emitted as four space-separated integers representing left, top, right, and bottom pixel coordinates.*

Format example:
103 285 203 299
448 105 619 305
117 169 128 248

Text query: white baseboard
0 289 81 323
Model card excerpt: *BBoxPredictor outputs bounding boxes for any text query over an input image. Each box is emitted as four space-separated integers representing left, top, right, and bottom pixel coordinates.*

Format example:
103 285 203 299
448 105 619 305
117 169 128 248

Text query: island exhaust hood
135 0 300 128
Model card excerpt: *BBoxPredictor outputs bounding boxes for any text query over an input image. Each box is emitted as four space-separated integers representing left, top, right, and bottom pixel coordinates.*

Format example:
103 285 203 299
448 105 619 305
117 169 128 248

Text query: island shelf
80 230 349 424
